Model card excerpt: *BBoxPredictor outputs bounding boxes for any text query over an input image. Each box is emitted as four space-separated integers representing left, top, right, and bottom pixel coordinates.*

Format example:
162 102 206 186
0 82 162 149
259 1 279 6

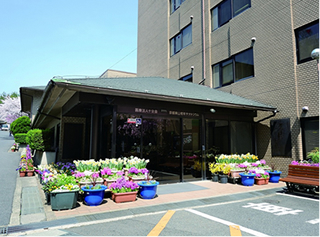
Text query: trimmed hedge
10 116 31 135
14 133 27 144
26 129 45 151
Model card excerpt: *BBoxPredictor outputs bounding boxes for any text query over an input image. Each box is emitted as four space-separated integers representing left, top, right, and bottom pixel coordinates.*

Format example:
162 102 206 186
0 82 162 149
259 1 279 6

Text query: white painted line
276 193 319 202
185 208 270 237
306 218 320 224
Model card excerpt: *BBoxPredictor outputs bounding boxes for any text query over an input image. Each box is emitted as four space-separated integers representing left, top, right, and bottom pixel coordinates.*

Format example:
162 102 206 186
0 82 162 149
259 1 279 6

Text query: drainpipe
200 0 206 85
253 109 279 154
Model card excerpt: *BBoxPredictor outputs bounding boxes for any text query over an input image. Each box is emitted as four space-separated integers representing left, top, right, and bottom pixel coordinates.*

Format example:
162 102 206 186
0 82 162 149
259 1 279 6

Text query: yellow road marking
230 225 242 236
147 210 176 236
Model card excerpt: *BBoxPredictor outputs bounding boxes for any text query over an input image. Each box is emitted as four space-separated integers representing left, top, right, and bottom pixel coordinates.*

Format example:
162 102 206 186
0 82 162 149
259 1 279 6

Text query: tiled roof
53 77 275 110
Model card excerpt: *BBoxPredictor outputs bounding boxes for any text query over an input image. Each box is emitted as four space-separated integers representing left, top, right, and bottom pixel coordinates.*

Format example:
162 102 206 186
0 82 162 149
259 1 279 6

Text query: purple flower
129 167 139 174
140 168 149 174
291 161 299 165
238 164 247 168
260 159 266 165
251 163 258 167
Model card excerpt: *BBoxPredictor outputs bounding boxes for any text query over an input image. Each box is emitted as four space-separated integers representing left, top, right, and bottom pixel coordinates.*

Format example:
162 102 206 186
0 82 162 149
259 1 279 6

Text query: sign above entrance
135 108 158 114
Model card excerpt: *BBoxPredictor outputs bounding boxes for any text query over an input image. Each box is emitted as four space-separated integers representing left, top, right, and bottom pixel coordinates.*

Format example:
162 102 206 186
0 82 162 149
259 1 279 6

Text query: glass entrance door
182 118 202 181
142 118 181 183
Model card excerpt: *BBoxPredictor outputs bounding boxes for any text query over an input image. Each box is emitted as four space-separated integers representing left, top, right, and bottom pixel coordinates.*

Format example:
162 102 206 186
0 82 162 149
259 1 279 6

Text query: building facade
137 0 319 173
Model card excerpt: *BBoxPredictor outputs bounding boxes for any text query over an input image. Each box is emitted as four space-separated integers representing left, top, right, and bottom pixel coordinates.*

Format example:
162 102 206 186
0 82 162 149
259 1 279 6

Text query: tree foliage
0 95 27 123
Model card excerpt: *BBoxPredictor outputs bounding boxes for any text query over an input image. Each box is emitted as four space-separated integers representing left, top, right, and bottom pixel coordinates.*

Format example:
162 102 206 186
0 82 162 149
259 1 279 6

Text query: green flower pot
50 190 79 211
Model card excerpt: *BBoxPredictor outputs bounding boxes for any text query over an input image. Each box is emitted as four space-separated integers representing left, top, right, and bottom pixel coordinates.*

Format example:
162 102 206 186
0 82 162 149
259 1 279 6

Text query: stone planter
50 190 78 211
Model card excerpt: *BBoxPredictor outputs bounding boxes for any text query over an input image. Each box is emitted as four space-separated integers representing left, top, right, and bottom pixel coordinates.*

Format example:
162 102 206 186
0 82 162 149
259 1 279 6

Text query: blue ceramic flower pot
81 185 107 206
138 181 159 199
268 171 282 183
239 173 256 186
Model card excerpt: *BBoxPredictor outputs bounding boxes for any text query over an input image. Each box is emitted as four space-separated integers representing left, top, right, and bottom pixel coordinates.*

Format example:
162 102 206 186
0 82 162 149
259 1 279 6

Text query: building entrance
115 114 203 183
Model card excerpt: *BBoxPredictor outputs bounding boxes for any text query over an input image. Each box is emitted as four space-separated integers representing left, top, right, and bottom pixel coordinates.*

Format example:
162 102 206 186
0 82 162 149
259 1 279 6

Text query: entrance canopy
27 77 275 128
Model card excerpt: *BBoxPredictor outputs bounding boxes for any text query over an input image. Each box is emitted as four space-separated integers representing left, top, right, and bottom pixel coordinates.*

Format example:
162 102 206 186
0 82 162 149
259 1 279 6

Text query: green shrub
14 133 27 144
307 147 319 163
10 116 31 135
26 129 45 151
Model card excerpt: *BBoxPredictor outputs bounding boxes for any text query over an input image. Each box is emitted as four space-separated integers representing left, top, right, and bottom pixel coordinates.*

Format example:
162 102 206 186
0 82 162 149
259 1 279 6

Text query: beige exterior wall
137 0 319 174
100 69 136 78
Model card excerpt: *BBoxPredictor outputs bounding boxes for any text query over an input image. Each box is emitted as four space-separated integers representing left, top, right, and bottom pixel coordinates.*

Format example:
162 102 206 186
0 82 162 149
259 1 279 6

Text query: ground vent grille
0 226 8 236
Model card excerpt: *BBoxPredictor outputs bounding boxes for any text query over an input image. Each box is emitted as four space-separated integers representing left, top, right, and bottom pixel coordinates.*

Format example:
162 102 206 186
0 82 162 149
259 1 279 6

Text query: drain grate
0 226 8 236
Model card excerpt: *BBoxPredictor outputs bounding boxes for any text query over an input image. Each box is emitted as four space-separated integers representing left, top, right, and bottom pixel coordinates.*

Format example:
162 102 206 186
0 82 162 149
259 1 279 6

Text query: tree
0 92 19 104
0 96 28 124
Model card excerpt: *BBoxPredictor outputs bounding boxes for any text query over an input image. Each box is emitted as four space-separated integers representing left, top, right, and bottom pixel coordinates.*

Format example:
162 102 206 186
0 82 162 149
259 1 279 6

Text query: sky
0 0 138 94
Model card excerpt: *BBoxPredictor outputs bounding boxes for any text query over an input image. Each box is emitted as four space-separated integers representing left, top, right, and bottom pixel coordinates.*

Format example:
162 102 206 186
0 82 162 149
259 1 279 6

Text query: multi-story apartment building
137 0 319 172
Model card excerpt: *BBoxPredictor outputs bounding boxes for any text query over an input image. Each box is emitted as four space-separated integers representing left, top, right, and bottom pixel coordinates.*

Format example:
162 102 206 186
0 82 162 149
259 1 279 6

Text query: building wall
137 0 319 174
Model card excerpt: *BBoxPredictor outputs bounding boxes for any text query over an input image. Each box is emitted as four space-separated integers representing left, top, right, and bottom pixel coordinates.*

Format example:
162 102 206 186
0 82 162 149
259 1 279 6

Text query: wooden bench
279 165 319 193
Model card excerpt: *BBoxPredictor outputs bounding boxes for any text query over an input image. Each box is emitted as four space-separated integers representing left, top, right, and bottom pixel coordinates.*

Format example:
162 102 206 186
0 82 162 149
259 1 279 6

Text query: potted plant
16 157 27 177
267 169 282 183
109 176 139 203
252 169 270 185
229 164 246 178
209 163 220 182
239 170 256 186
219 164 231 184
137 180 159 199
100 167 124 186
81 172 107 206
44 174 80 210
127 167 148 182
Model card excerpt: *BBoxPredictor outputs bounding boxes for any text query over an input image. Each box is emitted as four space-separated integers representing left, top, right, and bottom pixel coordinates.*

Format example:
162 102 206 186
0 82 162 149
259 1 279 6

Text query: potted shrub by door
109 177 139 203
81 172 107 206
138 180 159 199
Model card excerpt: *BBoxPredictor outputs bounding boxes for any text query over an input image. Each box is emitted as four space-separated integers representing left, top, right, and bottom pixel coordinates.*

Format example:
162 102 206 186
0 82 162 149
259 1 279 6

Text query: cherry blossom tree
0 96 28 124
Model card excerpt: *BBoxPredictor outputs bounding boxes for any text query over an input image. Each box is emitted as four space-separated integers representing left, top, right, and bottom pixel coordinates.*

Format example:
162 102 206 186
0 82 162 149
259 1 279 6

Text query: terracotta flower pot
19 171 26 177
112 191 138 203
255 178 269 185
27 170 34 176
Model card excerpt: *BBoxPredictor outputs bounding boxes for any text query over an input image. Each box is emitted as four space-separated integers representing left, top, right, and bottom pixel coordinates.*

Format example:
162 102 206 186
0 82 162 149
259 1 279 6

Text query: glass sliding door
183 118 201 181
142 118 181 184
116 114 141 158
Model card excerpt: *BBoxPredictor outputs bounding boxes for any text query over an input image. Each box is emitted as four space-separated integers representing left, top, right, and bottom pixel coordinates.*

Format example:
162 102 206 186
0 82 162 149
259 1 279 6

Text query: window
179 73 192 82
170 24 192 56
171 0 186 13
212 0 251 30
295 20 319 64
301 117 319 160
212 48 254 88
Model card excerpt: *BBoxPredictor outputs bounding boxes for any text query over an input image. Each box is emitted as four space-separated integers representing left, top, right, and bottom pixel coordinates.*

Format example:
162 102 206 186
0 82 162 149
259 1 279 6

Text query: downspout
200 0 206 85
254 109 279 154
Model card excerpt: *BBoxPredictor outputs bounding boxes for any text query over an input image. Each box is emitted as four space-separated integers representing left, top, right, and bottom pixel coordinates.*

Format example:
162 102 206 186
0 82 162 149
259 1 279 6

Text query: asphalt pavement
0 131 20 227
0 130 318 236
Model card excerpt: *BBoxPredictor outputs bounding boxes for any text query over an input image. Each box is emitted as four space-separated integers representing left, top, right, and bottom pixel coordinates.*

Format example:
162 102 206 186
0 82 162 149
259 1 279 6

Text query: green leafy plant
14 133 27 144
10 116 31 135
307 147 319 163
26 129 45 151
